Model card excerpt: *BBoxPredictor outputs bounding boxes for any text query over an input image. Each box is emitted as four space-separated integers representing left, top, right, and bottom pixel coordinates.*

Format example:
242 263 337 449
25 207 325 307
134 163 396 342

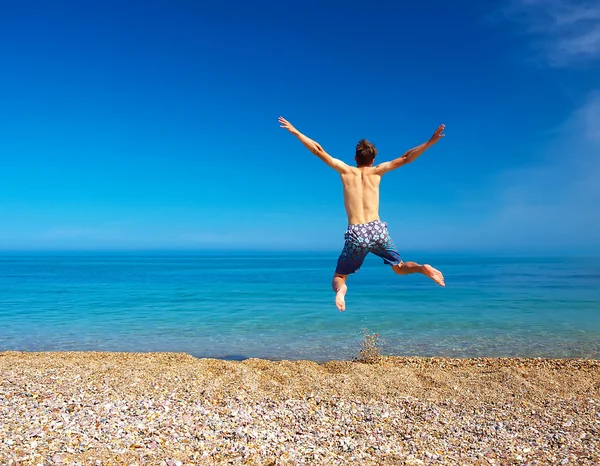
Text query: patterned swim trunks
335 219 402 275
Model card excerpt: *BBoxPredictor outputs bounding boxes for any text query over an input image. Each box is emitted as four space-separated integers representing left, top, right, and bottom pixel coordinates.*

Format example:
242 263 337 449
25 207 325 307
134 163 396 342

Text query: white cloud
503 0 600 65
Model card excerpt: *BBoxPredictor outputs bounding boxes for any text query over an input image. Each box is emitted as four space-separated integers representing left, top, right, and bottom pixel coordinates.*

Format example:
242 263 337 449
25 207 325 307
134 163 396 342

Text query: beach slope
1 352 598 464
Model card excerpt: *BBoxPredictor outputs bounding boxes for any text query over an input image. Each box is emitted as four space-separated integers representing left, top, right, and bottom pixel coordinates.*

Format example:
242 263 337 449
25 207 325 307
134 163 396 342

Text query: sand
0 352 599 465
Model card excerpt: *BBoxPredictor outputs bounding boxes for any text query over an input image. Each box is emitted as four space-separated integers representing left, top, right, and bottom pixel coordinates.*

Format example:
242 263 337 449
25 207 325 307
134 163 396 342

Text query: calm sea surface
1 253 599 361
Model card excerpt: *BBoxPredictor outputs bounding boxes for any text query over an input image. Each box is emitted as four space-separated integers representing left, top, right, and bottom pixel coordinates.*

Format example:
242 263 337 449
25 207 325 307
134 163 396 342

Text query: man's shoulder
364 166 383 176
341 166 360 175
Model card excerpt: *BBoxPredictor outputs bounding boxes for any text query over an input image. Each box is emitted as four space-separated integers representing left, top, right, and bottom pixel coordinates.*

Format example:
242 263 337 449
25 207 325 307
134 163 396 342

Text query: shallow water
1 253 599 361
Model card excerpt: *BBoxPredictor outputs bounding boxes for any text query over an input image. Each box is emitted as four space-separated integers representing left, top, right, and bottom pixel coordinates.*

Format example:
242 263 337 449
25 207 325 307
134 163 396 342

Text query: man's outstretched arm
279 116 350 173
374 124 445 175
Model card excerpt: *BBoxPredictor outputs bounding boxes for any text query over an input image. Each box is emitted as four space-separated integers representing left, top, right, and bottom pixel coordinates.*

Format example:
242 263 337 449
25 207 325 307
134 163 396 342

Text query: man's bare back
279 116 446 311
340 167 382 225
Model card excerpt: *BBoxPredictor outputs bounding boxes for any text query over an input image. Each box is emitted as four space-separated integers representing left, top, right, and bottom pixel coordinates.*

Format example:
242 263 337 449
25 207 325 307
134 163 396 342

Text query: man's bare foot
423 264 445 286
335 284 347 312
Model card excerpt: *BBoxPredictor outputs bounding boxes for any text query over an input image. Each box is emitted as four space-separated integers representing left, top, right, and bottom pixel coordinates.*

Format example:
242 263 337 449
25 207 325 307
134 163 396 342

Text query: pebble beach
1 352 599 465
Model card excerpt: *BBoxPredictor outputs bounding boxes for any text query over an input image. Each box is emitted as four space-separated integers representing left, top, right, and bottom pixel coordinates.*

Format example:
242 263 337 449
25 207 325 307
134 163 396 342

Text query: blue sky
1 0 599 252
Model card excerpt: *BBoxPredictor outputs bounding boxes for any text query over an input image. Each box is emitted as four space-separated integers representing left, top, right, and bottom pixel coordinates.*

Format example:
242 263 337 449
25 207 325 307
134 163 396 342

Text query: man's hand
373 123 446 175
278 115 350 174
429 124 446 145
279 116 297 134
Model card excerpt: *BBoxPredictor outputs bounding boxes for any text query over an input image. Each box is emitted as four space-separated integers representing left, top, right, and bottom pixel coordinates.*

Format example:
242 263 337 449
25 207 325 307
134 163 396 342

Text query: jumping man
279 116 446 312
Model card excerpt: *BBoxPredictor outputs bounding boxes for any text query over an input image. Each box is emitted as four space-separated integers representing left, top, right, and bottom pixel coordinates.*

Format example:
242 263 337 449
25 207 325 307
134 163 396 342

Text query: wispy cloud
391 91 600 253
503 0 600 65
479 91 600 250
37 226 111 241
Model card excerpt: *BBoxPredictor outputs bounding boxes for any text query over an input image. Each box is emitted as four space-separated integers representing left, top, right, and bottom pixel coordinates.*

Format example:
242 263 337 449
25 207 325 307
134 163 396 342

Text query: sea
1 253 599 362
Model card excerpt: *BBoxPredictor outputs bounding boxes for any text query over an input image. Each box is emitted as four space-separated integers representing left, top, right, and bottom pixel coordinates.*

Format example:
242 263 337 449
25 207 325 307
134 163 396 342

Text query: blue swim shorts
335 220 402 275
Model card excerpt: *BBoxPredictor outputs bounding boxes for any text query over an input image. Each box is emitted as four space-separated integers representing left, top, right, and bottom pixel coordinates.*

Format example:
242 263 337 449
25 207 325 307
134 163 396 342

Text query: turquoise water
0 253 599 361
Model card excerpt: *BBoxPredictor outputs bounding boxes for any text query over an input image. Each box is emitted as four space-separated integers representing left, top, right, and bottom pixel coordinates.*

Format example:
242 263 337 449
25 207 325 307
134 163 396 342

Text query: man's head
355 139 377 167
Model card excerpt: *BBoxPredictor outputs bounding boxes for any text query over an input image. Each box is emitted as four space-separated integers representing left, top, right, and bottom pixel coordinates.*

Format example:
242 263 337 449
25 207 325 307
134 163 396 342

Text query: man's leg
392 261 445 286
332 274 348 312
369 221 445 287
333 224 367 312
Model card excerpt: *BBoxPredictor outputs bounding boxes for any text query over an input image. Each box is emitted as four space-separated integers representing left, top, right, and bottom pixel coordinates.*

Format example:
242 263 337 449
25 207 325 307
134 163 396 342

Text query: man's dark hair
355 139 378 167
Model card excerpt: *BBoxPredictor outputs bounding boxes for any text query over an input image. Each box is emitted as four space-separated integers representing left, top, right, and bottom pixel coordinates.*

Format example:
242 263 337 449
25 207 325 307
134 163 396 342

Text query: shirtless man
279 116 446 312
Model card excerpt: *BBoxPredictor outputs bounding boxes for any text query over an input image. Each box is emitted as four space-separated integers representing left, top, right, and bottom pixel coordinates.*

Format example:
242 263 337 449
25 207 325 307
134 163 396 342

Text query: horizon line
0 249 598 259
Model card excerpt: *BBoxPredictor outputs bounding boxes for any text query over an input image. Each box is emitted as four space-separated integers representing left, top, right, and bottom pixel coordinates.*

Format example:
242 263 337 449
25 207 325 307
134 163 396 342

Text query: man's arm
279 116 350 173
374 124 445 175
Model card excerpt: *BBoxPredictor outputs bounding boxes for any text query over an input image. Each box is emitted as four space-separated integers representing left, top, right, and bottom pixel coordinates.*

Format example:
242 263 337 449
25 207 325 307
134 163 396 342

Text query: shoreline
1 352 599 464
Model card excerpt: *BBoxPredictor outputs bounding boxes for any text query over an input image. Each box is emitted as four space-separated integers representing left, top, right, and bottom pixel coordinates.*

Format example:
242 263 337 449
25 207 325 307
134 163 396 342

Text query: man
279 116 446 312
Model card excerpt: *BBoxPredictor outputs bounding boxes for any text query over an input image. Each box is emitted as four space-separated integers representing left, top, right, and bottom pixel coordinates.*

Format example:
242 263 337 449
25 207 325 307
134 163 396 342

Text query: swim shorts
335 219 402 275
